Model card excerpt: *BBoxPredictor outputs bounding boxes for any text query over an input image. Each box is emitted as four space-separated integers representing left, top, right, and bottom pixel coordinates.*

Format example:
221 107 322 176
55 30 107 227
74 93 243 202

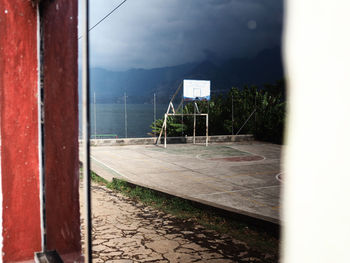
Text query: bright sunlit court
87 141 282 224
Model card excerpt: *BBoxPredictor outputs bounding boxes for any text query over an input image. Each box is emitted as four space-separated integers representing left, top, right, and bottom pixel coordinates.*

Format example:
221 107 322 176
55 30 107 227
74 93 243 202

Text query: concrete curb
87 166 281 235
106 173 281 227
84 155 281 227
80 134 254 146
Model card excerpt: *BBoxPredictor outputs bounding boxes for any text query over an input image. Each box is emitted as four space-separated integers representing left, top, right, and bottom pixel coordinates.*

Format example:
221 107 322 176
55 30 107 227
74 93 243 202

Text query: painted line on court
221 172 281 178
91 155 132 181
169 168 277 209
229 145 267 161
91 149 280 214
195 146 266 163
150 155 280 210
193 185 281 197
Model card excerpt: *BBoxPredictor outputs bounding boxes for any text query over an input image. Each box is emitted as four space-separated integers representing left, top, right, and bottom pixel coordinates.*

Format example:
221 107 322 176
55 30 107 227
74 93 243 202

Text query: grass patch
91 171 109 185
91 174 279 256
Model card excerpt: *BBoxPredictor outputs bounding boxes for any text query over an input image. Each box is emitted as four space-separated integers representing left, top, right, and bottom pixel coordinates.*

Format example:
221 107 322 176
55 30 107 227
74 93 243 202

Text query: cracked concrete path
80 183 277 263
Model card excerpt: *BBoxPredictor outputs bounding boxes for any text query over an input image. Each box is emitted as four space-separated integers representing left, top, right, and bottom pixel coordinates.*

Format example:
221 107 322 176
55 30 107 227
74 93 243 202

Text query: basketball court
86 141 282 224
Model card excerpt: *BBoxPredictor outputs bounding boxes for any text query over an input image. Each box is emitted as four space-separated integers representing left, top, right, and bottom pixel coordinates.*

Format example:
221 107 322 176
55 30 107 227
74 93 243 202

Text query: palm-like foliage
150 81 285 144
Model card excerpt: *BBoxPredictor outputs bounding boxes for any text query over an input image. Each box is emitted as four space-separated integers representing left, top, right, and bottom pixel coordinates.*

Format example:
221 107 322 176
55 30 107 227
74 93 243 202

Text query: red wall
0 0 81 261
0 1 42 261
41 0 81 260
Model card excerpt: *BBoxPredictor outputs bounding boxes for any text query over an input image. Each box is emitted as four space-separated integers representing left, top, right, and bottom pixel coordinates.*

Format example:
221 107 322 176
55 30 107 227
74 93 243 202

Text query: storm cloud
79 0 283 71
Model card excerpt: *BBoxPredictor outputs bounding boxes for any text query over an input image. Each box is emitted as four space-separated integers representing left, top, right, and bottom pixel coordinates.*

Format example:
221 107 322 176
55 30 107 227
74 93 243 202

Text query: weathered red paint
41 0 81 260
0 1 42 261
0 0 81 261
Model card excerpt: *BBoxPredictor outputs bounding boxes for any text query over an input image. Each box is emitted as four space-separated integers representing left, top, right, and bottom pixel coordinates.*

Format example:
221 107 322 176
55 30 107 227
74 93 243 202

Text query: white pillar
284 1 350 262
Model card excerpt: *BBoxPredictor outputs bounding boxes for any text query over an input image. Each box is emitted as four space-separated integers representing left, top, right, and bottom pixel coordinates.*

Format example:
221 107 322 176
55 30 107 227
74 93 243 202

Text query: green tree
150 116 187 137
150 80 285 144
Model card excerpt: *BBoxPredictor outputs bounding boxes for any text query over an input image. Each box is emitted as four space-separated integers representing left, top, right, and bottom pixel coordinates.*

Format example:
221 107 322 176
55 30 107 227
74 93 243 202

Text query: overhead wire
78 0 128 39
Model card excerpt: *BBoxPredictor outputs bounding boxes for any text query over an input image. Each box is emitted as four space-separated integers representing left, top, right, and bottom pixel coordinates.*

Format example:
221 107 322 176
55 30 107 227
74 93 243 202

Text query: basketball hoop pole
193 101 196 144
157 80 210 148
164 113 167 148
156 82 183 147
206 113 209 147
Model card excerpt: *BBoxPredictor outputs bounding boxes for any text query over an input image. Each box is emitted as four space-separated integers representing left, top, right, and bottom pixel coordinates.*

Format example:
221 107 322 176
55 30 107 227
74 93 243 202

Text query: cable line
78 0 128 39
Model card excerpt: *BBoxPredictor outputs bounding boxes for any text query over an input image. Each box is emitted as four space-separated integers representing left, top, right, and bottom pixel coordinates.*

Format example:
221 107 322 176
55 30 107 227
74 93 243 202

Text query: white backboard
183 79 211 101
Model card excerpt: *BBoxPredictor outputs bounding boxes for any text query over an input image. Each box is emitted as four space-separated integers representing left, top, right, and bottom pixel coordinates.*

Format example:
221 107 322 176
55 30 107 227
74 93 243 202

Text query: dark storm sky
78 0 284 71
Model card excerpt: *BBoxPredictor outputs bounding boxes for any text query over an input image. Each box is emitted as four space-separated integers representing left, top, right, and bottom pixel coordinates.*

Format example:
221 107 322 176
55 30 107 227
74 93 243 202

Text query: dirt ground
80 183 278 263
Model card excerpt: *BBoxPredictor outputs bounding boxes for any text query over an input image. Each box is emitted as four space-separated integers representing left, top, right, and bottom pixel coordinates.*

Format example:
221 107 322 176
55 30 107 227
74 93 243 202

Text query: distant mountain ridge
89 46 284 103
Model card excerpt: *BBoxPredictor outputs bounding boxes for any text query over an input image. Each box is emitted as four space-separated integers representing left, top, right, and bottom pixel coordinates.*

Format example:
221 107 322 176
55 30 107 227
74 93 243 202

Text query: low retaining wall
80 135 254 146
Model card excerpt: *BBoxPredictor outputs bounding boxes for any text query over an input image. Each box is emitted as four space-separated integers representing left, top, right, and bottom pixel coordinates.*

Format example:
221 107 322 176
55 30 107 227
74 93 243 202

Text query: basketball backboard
183 79 211 101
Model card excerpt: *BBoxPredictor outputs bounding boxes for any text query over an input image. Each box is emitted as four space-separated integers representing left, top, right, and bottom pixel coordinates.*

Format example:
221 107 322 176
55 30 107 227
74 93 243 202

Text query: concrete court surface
86 141 282 224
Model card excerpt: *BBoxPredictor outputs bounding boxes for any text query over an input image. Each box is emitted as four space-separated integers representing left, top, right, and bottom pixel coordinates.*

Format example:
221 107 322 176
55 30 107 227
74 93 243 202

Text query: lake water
81 104 168 138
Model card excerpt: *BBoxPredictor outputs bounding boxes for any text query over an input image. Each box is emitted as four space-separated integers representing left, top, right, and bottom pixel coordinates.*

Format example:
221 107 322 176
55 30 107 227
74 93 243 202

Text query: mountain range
88 46 284 104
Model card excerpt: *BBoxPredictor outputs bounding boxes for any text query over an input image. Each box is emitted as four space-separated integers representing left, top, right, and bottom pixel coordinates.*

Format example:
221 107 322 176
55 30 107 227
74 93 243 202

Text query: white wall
283 0 350 262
